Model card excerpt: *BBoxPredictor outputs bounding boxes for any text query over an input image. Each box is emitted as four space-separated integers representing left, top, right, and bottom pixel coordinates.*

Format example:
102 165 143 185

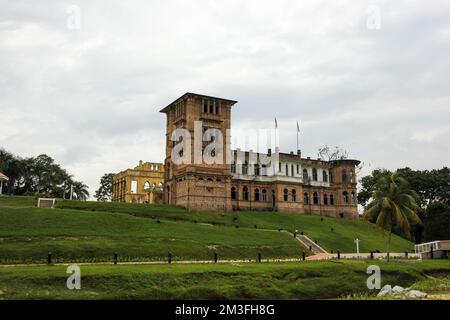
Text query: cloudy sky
1 0 449 197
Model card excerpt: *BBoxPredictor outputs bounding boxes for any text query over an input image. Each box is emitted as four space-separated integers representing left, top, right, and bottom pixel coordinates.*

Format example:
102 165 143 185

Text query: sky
1 0 449 198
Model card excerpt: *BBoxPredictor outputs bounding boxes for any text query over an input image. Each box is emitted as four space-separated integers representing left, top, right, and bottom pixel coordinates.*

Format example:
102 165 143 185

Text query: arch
330 194 335 205
143 181 150 191
303 169 309 181
343 191 349 204
303 192 309 205
158 182 163 190
255 188 260 201
243 186 249 201
231 187 237 200
322 170 328 182
262 189 267 201
324 194 329 205
312 168 318 181
313 192 319 205
283 188 289 201
292 189 297 202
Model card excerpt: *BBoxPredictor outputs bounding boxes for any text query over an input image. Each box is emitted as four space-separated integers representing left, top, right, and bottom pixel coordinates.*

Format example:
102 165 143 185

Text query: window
215 102 219 115
242 161 249 175
255 164 261 176
131 180 138 194
243 186 249 201
255 189 260 201
342 169 348 183
330 172 334 183
304 192 309 205
297 164 300 174
313 192 319 205
144 181 150 191
279 162 282 172
231 187 237 200
262 165 267 176
203 100 208 113
209 100 214 114
231 164 236 173
292 189 297 202
312 168 318 181
324 194 328 205
283 189 289 201
291 164 294 177
351 191 356 204
285 164 289 176
262 189 267 201
330 194 335 205
303 169 309 181
323 170 328 182
343 191 349 204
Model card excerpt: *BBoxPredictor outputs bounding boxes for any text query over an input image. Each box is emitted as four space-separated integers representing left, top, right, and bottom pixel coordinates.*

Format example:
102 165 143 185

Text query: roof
0 172 9 181
159 92 238 113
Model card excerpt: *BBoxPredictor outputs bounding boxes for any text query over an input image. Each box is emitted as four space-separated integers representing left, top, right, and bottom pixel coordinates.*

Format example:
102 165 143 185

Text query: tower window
313 192 319 205
283 189 289 201
243 186 249 201
231 187 237 200
255 189 260 201
262 189 267 201
330 194 335 205
343 191 349 204
292 189 297 202
304 192 309 205
323 170 328 182
324 194 328 205
312 168 318 181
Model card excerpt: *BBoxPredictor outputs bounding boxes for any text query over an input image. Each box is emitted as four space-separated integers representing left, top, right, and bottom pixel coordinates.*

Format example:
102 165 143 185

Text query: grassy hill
1 260 449 299
0 195 413 264
55 197 413 253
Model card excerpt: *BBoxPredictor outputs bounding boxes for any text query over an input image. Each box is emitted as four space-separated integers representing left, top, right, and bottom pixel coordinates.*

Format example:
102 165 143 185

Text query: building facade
113 161 164 204
160 92 360 218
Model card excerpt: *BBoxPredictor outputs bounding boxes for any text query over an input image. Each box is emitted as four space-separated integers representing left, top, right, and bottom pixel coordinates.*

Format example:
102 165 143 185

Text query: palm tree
72 181 90 200
364 173 421 262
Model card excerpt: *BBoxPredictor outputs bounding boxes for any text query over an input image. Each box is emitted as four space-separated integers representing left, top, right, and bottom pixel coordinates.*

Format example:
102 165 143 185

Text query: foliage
94 173 114 202
364 173 421 261
0 148 88 199
317 145 349 161
424 202 450 242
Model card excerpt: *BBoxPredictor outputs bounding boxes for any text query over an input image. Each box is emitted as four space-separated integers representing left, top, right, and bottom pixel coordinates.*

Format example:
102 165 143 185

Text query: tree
423 202 450 242
72 181 89 200
95 173 114 202
364 173 421 262
317 146 349 161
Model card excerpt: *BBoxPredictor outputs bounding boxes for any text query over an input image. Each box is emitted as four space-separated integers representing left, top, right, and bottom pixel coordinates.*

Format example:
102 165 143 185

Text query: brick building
160 92 360 218
113 161 164 204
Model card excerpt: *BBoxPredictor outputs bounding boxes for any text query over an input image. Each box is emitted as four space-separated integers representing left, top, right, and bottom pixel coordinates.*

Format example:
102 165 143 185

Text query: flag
297 121 300 133
275 117 278 129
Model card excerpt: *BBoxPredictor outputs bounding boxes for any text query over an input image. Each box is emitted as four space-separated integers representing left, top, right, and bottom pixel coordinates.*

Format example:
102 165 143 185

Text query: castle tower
159 93 237 212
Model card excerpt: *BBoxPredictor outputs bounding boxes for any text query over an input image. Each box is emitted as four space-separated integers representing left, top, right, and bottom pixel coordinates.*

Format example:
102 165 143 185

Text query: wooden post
337 250 341 259
258 253 261 263
113 253 118 265
168 252 172 264
302 251 306 261
214 252 218 263
47 252 52 265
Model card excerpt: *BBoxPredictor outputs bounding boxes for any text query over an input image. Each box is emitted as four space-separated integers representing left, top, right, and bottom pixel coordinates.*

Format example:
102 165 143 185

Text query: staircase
296 234 328 254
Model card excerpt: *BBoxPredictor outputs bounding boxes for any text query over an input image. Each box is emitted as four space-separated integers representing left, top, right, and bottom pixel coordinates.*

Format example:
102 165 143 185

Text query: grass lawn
55 197 413 253
0 260 449 299
0 206 304 264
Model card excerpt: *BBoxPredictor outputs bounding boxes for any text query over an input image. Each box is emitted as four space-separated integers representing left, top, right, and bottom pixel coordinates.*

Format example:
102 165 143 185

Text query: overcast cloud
1 0 449 197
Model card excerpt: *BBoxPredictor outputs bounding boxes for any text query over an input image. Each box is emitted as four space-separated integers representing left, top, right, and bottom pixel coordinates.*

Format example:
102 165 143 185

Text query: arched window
255 164 261 176
243 186 249 201
158 182 163 190
242 161 249 175
313 192 319 205
323 170 328 182
343 191 349 204
292 189 297 202
304 192 309 205
144 181 150 191
312 168 318 181
303 169 309 181
231 187 237 200
351 191 356 204
262 189 267 201
285 164 289 176
291 164 294 177
330 194 335 205
342 169 348 183
283 189 289 201
255 188 260 201
324 194 328 205
151 183 156 190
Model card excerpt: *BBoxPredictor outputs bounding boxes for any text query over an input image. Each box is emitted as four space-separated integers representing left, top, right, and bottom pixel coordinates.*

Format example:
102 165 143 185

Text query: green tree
95 173 114 202
424 202 450 242
72 181 90 200
364 173 421 261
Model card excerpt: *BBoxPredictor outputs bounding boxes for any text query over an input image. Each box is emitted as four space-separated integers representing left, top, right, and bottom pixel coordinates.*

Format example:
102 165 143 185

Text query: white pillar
355 238 360 254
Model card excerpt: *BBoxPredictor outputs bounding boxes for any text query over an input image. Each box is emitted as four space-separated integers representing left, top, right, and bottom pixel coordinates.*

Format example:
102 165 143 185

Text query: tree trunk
387 228 392 262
